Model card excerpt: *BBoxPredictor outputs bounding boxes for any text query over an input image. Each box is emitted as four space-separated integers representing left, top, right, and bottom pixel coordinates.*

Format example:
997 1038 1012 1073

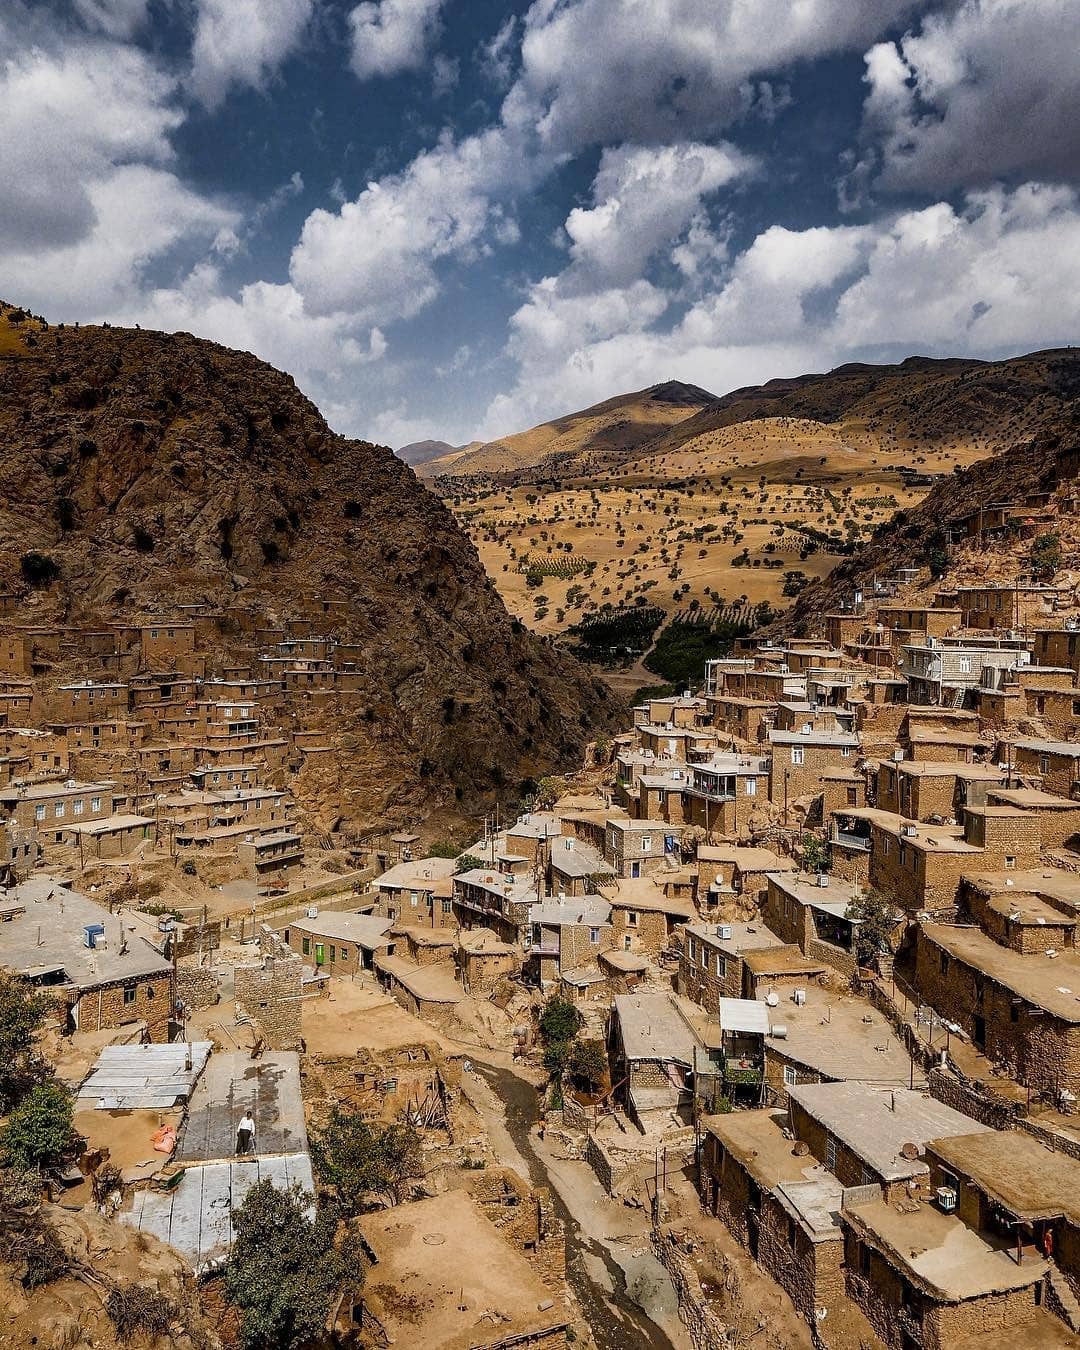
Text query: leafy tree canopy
310 1111 421 1213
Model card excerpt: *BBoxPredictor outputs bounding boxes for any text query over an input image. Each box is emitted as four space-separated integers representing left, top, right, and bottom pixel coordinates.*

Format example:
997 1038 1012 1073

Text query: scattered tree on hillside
310 1110 421 1213
0 973 56 1113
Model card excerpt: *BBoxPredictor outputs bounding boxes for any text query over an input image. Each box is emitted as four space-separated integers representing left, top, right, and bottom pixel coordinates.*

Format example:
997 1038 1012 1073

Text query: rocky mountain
418 380 718 479
779 408 1080 635
397 438 471 468
0 304 622 830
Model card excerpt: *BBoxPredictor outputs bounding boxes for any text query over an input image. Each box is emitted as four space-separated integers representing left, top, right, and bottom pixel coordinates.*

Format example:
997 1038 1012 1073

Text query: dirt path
463 1058 692 1350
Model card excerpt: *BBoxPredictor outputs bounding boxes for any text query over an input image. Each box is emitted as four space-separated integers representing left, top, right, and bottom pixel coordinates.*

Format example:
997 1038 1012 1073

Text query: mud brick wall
700 1134 754 1248
926 1287 1039 1349
609 906 670 955
926 1066 1018 1130
650 1228 730 1350
914 927 1080 1095
234 952 303 1050
678 945 743 1012
757 1193 844 1321
73 972 173 1041
177 964 219 1010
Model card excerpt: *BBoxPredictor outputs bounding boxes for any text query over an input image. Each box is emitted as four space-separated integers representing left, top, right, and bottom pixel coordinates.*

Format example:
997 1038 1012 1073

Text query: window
328 946 336 962
73 799 84 816
787 1216 797 1248
959 655 972 674
410 890 419 907
624 935 632 950
54 802 65 818
1005 855 1016 870
825 1132 838 1171
1010 1002 1020 1023
123 984 136 1005
150 629 158 639
745 777 757 797
791 747 804 765
882 834 890 855
1040 755 1051 775
91 796 102 812
841 745 851 757
34 804 45 822
939 951 949 975
442 899 452 915
716 954 726 978
641 836 651 853
302 937 310 955
783 1065 798 1087
847 787 858 806
627 911 639 927
589 927 600 944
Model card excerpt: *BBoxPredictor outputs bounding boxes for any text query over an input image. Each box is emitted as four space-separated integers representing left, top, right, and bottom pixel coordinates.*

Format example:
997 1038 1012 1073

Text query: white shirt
239 1115 255 1135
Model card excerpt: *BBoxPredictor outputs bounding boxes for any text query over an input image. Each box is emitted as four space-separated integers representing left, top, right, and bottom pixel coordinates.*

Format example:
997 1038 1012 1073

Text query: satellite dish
899 1142 921 1161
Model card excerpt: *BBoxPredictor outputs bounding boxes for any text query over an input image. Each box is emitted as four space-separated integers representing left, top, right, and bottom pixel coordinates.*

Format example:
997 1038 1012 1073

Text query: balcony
833 830 870 852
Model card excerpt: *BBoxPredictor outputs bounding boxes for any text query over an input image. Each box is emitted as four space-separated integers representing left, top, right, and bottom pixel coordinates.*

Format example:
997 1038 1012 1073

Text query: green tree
568 1039 607 1092
1030 532 1062 581
846 889 898 969
0 1082 77 1172
0 973 56 1113
455 853 485 873
310 1110 421 1213
801 833 827 873
225 1181 354 1350
539 996 582 1046
426 840 460 859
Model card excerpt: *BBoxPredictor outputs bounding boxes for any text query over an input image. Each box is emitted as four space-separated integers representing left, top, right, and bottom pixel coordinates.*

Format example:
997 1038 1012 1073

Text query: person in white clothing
236 1112 255 1155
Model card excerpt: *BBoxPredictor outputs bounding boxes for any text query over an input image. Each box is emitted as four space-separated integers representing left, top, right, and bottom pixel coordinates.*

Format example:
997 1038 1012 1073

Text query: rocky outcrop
0 305 623 829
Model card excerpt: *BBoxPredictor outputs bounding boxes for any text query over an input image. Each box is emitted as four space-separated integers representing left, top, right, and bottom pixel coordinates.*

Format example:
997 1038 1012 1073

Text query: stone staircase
1047 1268 1080 1332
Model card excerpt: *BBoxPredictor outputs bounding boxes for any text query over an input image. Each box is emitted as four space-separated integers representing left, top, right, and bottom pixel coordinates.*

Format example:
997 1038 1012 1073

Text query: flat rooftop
289 910 393 948
767 988 914 1085
927 1130 1080 1223
702 1108 832 1191
789 1082 990 1182
0 876 171 988
921 922 1080 1022
614 992 701 1063
843 1197 1045 1301
359 1191 568 1349
176 1051 308 1163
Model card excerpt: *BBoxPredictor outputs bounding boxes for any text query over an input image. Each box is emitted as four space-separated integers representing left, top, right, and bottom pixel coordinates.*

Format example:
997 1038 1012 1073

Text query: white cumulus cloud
348 0 444 81
190 0 314 110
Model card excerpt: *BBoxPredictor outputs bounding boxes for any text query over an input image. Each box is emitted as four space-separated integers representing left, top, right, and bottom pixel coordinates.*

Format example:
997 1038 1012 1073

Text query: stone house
698 1109 846 1328
237 828 304 882
0 876 174 1040
767 730 860 809
763 872 864 977
875 759 1005 822
608 991 702 1132
372 856 458 927
601 876 695 956
1008 737 1080 797
282 911 394 975
913 922 1080 1097
694 844 795 915
840 1193 1049 1350
678 921 785 1011
528 896 610 987
457 928 520 993
786 1081 991 1203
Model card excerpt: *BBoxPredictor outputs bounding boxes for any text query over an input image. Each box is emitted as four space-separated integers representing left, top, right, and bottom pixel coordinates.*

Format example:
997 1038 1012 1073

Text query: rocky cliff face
0 306 622 830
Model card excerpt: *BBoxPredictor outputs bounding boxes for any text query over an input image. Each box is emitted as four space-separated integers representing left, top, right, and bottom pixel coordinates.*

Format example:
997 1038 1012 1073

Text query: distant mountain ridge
417 380 719 479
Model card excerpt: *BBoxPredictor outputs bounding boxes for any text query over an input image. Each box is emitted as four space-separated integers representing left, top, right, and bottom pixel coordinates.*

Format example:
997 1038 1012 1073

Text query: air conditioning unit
901 824 917 837
716 924 733 941
306 907 318 919
817 873 830 888
936 1187 957 1213
893 749 904 762
792 988 807 1006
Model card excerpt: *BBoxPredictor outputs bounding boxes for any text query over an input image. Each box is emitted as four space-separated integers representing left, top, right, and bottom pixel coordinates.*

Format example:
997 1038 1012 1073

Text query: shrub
427 840 460 859
310 1111 421 1213
846 889 898 969
539 996 582 1046
20 553 60 588
105 1284 175 1340
132 526 155 553
568 1039 606 1092
343 500 362 519
455 853 485 873
0 973 57 1113
0 1082 77 1172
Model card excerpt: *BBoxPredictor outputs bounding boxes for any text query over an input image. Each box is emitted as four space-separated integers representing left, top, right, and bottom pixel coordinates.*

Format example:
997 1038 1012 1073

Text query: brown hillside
420 380 717 479
0 305 622 830
779 413 1080 634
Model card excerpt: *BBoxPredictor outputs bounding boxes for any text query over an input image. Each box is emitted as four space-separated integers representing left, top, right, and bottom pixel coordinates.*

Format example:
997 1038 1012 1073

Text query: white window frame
791 747 804 766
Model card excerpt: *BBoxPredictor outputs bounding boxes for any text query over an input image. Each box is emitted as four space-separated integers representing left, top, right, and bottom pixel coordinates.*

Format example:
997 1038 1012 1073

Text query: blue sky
2 0 1078 448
